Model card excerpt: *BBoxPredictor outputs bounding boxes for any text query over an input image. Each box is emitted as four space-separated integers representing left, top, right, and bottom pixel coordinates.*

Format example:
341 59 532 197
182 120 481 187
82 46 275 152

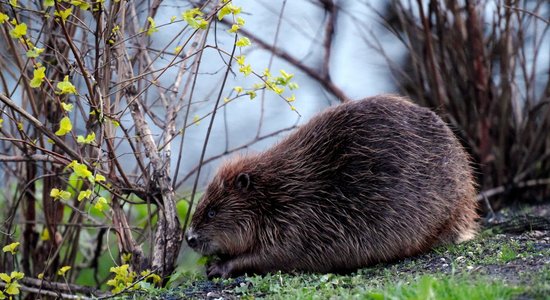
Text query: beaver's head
185 160 263 257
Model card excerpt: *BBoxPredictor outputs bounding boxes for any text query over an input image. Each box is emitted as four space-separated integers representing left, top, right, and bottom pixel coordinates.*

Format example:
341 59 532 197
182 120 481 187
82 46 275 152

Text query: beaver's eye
207 209 216 219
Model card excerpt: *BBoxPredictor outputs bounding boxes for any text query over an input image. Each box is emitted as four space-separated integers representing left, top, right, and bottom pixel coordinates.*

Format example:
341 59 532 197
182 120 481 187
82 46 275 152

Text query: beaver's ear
235 173 251 191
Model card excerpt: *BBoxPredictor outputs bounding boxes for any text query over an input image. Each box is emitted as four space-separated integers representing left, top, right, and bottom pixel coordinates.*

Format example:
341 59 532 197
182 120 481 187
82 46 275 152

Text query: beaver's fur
186 95 478 279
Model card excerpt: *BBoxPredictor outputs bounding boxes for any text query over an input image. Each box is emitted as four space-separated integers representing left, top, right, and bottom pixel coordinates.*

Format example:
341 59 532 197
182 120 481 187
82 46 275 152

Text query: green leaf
9 22 27 38
44 0 54 7
56 75 77 94
55 116 72 136
30 66 46 88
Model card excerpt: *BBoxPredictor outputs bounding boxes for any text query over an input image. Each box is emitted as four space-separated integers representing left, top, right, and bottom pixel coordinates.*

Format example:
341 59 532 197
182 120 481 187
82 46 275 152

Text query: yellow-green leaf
0 13 9 24
182 8 208 29
44 0 54 7
94 173 106 182
40 228 50 241
70 0 90 10
57 266 71 276
50 188 71 200
78 189 92 201
146 17 158 36
235 37 250 47
235 55 245 66
2 242 20 255
0 273 11 283
5 281 20 295
233 86 243 93
54 8 72 22
73 162 92 179
288 82 299 90
26 47 43 58
56 75 77 95
55 116 72 136
9 22 27 39
121 253 132 263
30 66 46 88
37 273 44 279
246 90 256 100
61 102 73 112
10 272 24 280
239 64 252 76
77 132 95 144
94 197 108 211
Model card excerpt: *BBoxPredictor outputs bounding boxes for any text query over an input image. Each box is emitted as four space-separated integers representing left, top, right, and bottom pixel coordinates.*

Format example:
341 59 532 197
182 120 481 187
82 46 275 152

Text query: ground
127 205 550 299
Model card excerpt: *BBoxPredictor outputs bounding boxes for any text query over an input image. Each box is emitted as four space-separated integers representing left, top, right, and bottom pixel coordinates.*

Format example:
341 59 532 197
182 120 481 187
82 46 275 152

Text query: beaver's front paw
206 260 231 279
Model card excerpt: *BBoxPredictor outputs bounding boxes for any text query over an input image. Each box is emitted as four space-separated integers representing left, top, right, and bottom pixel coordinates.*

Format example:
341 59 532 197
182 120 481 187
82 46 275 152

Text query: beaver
185 94 478 279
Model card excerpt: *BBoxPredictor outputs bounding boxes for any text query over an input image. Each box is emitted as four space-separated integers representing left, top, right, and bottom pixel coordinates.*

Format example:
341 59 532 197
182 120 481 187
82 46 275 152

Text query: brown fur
186 95 478 278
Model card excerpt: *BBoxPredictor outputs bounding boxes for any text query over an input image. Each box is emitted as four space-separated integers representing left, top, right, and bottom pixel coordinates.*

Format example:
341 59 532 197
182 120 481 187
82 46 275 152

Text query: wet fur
187 95 478 278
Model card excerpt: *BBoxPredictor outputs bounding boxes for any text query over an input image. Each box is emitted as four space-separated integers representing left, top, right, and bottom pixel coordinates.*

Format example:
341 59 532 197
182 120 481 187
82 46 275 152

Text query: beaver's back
256 95 477 272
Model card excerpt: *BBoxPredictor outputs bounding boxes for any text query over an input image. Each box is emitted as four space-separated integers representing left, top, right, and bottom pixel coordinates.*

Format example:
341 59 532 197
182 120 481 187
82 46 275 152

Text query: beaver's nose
185 230 198 248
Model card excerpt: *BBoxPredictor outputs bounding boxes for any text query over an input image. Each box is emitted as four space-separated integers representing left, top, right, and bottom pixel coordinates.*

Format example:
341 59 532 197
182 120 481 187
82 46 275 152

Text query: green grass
234 273 522 300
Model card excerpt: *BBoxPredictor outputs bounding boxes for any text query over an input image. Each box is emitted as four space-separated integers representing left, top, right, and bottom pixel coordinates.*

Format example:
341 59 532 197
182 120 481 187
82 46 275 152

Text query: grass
234 273 522 300
120 227 550 299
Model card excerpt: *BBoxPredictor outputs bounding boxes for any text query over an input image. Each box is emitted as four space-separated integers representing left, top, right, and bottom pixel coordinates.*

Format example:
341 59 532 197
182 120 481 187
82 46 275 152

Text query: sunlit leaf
61 102 73 112
57 266 71 276
235 37 250 47
9 22 27 38
77 132 96 144
54 116 72 136
56 76 77 95
5 281 20 295
0 273 11 283
94 173 106 182
73 162 92 179
146 17 158 36
2 242 20 255
54 8 72 22
78 189 92 201
26 47 45 58
0 13 9 24
10 272 24 280
70 0 90 10
30 66 46 88
94 197 108 211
